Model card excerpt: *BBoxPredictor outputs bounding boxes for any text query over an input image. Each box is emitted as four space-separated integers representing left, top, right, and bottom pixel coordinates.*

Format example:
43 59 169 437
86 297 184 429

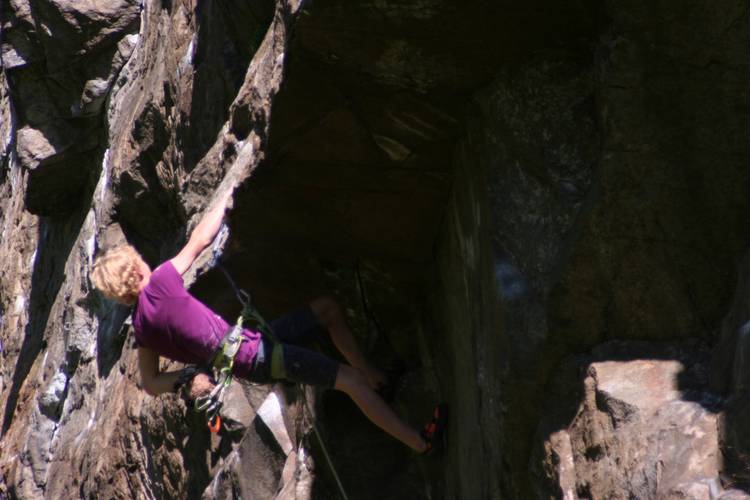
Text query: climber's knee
334 364 368 394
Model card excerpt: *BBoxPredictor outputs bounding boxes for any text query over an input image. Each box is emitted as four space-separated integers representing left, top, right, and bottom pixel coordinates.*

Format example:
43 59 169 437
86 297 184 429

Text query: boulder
533 342 748 499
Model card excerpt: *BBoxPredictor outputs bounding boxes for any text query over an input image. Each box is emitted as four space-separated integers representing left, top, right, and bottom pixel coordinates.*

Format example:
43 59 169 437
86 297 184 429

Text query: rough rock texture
533 342 737 499
3 0 141 215
712 251 750 491
2 0 750 499
1 0 308 498
431 1 750 497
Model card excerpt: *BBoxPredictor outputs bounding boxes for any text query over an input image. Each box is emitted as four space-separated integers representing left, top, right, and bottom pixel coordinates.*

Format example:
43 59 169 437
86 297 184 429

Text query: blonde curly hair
90 244 147 305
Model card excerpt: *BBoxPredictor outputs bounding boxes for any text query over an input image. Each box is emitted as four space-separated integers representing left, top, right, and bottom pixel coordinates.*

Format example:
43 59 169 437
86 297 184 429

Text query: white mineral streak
1 102 12 153
73 408 97 448
82 201 97 267
234 140 255 169
294 446 313 499
39 372 67 409
125 33 139 47
276 451 298 499
9 150 21 193
178 37 196 77
372 135 411 161
14 295 25 314
97 148 110 204
257 392 293 455
85 231 96 268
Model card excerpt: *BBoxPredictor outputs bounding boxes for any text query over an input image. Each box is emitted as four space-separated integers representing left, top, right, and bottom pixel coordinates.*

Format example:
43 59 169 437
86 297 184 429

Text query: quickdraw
191 278 274 433
194 318 246 433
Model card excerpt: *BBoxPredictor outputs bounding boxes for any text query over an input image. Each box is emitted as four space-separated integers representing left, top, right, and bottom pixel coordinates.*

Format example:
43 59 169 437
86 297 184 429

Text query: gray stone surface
1 0 750 498
533 344 727 499
712 251 750 491
2 0 141 215
0 0 303 497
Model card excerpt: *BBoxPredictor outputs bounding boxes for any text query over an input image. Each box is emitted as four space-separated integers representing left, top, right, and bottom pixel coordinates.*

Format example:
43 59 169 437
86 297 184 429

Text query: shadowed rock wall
429 1 750 498
1 0 750 499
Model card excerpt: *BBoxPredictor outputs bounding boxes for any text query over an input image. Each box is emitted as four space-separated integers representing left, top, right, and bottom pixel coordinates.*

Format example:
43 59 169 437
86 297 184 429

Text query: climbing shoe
420 403 448 455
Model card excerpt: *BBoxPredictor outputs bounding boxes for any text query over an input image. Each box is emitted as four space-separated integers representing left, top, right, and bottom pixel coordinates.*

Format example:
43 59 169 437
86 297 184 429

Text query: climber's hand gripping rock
188 372 216 400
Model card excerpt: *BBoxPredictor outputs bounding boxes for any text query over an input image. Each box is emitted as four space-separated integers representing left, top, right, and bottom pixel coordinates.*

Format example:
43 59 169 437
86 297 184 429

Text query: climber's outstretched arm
137 347 181 396
171 191 231 275
138 347 215 398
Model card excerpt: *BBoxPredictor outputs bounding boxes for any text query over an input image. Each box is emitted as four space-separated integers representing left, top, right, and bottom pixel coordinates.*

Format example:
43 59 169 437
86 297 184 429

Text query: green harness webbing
194 317 246 431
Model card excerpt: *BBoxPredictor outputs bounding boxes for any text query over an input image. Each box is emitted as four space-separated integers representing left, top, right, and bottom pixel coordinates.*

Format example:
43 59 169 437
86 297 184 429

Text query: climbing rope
301 391 350 500
355 259 383 346
206 225 350 500
219 263 349 500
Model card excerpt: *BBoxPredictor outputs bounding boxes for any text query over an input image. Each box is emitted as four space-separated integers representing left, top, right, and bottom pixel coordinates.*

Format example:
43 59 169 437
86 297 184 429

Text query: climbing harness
191 273 275 432
194 319 246 433
184 224 251 431
199 225 350 499
215 261 350 500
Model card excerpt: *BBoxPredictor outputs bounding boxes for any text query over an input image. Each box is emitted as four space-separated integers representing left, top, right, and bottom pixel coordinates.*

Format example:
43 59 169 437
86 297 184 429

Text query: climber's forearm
171 191 231 274
138 347 180 396
142 370 182 396
189 191 231 250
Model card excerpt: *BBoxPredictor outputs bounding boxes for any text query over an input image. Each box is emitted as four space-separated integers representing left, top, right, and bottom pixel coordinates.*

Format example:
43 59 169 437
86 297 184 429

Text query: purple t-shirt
133 261 261 377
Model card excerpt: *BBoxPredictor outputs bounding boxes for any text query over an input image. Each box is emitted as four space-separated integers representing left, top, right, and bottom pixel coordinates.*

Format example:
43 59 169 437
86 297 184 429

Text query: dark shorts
245 306 339 388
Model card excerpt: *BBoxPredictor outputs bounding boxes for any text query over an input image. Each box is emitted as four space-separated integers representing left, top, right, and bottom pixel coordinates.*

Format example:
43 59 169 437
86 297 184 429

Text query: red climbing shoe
420 403 448 455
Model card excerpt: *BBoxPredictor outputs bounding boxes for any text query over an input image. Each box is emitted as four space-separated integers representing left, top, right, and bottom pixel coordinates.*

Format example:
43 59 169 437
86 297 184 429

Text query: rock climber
90 192 446 453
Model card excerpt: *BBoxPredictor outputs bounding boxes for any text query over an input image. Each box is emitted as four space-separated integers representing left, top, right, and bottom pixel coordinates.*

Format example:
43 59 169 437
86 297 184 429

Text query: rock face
4 0 141 215
712 252 750 491
0 0 306 498
533 342 733 499
2 0 750 499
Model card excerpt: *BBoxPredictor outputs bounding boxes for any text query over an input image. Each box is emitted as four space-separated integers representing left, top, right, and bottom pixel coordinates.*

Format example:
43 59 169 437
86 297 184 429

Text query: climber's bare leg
335 364 426 452
310 296 387 390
